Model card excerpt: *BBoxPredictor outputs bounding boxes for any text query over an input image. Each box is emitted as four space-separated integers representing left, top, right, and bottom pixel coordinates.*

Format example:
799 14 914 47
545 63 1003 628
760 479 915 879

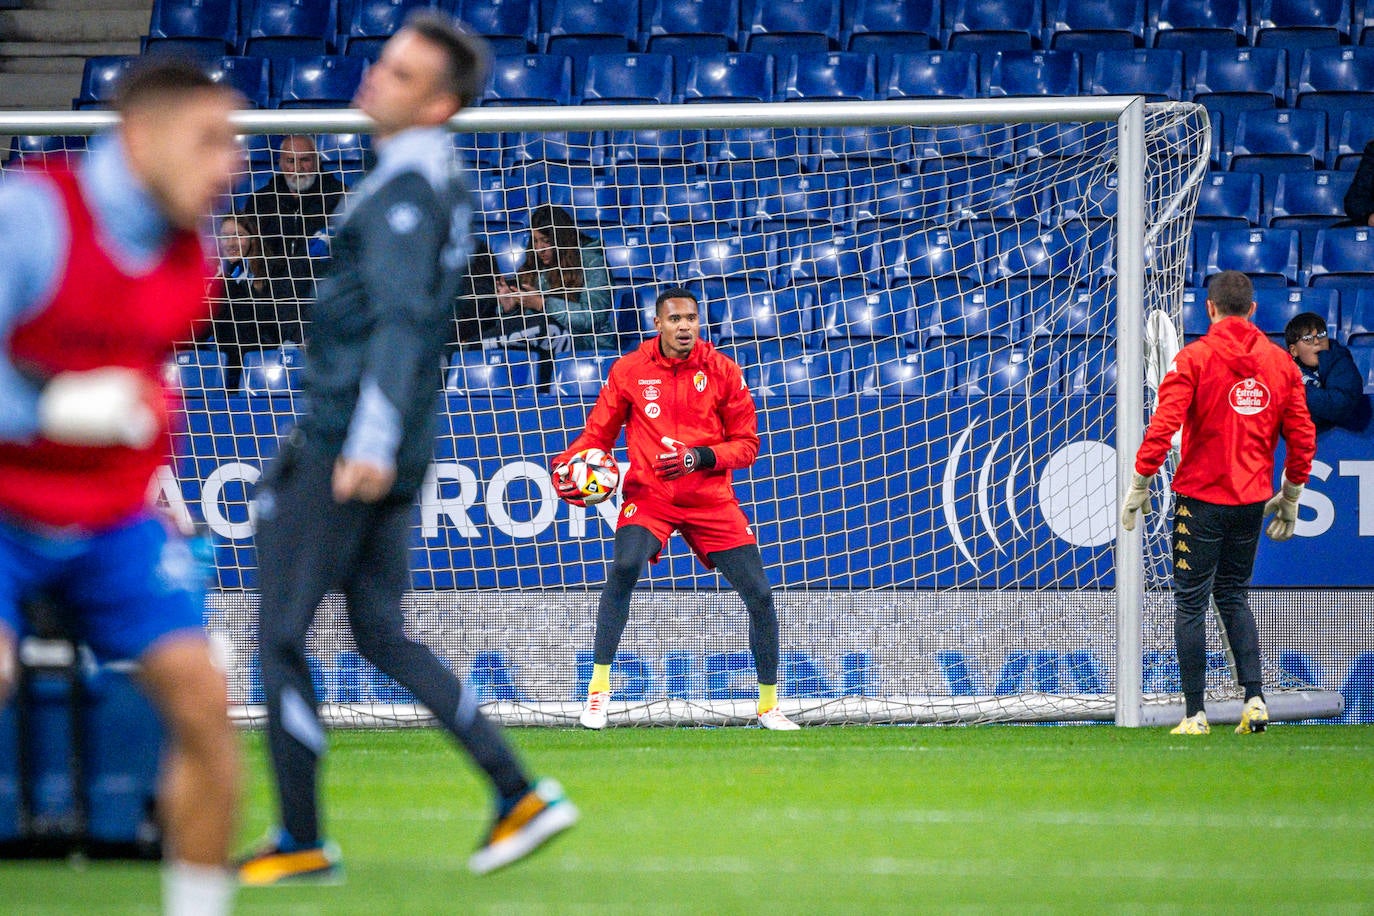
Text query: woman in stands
205 214 302 388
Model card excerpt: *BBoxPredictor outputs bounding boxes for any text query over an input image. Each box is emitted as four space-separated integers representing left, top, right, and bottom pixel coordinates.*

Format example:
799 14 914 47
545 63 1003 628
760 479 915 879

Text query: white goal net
0 99 1344 726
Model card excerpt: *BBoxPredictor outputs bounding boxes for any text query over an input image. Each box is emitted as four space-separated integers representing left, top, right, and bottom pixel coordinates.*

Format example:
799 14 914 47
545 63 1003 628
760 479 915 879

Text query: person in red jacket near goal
552 287 799 731
1121 270 1316 736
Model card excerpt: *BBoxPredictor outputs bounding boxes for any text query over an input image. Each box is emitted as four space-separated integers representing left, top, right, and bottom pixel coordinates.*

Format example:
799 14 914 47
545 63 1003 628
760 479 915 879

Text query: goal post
0 97 1345 728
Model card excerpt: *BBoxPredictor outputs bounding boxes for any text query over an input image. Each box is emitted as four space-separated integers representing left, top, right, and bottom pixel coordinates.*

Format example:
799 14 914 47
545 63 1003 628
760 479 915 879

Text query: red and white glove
550 458 585 506
653 436 716 481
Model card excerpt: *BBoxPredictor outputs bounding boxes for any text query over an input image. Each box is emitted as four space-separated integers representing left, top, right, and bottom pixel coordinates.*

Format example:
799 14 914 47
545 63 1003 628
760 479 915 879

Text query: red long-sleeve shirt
1136 316 1316 505
559 337 760 508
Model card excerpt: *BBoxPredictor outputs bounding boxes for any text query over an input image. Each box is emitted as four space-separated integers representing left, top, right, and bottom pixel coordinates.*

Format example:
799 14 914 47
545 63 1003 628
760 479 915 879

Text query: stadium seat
1230 109 1327 172
776 227 863 283
340 0 430 57
445 349 540 395
277 56 367 108
910 122 1015 160
1308 227 1374 288
745 0 840 55
645 0 738 52
1335 108 1374 169
6 135 86 167
930 289 1018 341
550 351 618 397
677 233 772 281
1269 170 1354 228
1014 121 1114 160
1189 47 1288 108
581 53 674 104
1350 340 1374 390
747 173 843 227
752 345 852 398
511 130 608 166
683 52 774 103
781 52 878 102
1253 0 1351 48
546 35 633 86
714 283 810 341
846 0 940 53
884 51 979 100
1203 227 1302 286
631 169 733 226
1062 338 1118 395
993 226 1083 282
1344 287 1374 340
1045 0 1145 50
1179 287 1209 339
816 283 916 341
1088 49 1184 101
596 224 675 281
481 226 529 276
706 126 805 162
985 50 1081 97
815 125 912 165
484 54 572 106
1295 48 1374 141
455 0 536 52
851 339 950 397
146 0 239 56
243 0 335 59
171 348 227 396
1046 170 1119 224
1196 171 1263 228
202 56 271 108
1150 0 1246 50
545 0 636 53
241 346 305 395
610 129 709 166
944 0 1042 53
890 228 986 283
1024 284 1108 338
546 180 627 226
73 56 137 110
1254 286 1340 338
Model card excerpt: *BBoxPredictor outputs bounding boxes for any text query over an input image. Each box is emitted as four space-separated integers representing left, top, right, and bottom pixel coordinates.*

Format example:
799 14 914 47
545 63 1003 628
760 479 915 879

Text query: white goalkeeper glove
37 368 159 448
1119 472 1153 532
1263 475 1303 542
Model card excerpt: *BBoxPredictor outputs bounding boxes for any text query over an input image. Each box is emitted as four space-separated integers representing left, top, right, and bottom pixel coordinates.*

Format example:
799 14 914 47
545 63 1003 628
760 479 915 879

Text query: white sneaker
579 691 608 730
757 707 800 730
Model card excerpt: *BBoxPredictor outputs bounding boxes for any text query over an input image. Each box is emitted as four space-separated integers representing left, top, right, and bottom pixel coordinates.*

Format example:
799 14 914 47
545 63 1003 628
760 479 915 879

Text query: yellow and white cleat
1235 696 1269 734
469 779 578 875
1170 711 1210 735
757 707 801 730
236 836 343 887
579 691 609 730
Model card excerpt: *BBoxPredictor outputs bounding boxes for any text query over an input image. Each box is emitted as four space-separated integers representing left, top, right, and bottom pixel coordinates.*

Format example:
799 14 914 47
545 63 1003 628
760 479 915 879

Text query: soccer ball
562 448 620 506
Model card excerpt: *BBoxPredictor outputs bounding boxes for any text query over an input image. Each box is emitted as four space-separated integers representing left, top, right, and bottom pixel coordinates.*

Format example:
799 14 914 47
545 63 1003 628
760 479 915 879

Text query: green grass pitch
3 724 1373 913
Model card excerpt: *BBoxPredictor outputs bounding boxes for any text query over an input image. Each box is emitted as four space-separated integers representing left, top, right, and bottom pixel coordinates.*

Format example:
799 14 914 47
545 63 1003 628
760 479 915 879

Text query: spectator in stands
205 215 303 389
1342 139 1374 226
495 204 615 355
1284 312 1372 433
238 134 345 296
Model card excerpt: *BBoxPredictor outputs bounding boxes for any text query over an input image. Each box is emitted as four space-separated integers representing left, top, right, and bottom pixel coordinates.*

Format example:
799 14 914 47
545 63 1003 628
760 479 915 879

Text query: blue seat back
986 50 1081 97
886 50 979 99
278 56 367 106
581 53 675 104
1204 227 1302 284
485 54 573 106
782 51 877 101
684 52 775 102
1090 49 1184 100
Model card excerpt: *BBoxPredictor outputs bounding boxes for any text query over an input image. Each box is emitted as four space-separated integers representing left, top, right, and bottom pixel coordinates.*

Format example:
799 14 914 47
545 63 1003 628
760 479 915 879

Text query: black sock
1243 683 1264 702
1184 692 1205 717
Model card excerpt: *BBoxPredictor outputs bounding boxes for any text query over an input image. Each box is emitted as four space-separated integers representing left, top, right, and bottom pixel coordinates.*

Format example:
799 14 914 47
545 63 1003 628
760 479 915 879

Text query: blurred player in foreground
553 287 799 731
239 12 576 885
0 61 242 915
1122 271 1316 735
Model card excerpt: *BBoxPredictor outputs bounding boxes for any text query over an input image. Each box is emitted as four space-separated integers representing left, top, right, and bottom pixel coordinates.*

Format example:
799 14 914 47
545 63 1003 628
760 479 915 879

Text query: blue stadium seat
546 35 632 86
1335 108 1374 169
746 0 840 55
610 129 708 166
1349 340 1374 390
776 226 863 283
930 289 1018 341
653 35 733 74
885 51 979 99
546 0 636 53
1179 286 1210 339
147 0 239 56
1345 287 1374 340
277 56 367 107
485 54 572 106
546 181 627 226
815 125 912 165
782 52 877 101
482 226 529 276
1309 227 1374 288
631 169 735 226
1295 48 1374 135
752 345 852 397
945 0 1042 53
445 350 539 395
550 351 618 397
1230 109 1327 172
683 52 774 103
1025 284 1109 338
646 0 738 51
851 339 949 397
910 122 1015 160
1203 228 1302 285
581 53 674 104
1196 171 1263 229
1270 170 1354 228
851 173 946 223
677 233 772 281
1014 121 1114 159
596 225 675 280
714 283 810 341
747 173 842 227
880 227 984 283
74 56 136 110
846 0 940 52
511 131 608 166
957 349 1031 396
706 126 805 162
316 130 369 172
993 226 1083 281
241 346 305 395
1045 0 1145 50
171 348 227 396
340 0 430 57
243 0 335 59
1046 170 1119 223
456 0 536 52
204 56 271 108
1189 48 1288 107
6 135 86 167
472 173 530 225
1253 0 1351 47
1089 49 1184 101
986 50 1081 97
1062 338 1118 395
1254 286 1340 337
1151 0 1246 50
817 283 915 341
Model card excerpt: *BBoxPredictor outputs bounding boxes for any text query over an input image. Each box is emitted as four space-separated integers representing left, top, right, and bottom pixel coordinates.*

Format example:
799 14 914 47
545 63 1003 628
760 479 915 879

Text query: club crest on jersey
693 370 707 392
645 402 661 418
623 503 637 518
642 385 660 401
1229 378 1270 416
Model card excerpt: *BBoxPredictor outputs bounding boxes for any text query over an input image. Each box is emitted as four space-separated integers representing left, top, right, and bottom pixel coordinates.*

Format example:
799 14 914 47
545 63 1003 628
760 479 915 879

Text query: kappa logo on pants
1176 541 1190 553
1177 558 1191 570
1176 522 1190 536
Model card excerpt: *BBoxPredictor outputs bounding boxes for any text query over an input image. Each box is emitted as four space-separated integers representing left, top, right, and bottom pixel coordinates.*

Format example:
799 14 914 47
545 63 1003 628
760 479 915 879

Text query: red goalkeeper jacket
558 336 760 508
1136 315 1316 505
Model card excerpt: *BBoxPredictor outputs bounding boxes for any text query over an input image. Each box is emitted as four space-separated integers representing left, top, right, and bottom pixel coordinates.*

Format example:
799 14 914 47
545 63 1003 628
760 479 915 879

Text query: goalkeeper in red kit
552 287 798 730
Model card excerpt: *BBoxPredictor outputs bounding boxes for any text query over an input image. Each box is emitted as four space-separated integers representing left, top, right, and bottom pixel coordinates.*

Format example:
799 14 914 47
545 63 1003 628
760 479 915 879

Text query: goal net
0 99 1343 726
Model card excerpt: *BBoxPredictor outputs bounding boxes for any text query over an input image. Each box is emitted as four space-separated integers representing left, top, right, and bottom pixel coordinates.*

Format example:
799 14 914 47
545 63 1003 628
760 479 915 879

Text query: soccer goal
0 97 1344 728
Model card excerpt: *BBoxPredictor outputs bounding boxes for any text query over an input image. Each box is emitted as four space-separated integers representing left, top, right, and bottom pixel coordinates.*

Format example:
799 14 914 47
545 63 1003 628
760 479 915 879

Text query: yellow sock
758 683 777 715
589 663 612 695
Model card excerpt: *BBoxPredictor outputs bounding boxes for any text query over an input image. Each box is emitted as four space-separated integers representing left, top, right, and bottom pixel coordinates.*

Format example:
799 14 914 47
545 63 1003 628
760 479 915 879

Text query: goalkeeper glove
1119 472 1153 532
1263 475 1303 542
550 460 584 505
38 368 159 448
653 436 716 481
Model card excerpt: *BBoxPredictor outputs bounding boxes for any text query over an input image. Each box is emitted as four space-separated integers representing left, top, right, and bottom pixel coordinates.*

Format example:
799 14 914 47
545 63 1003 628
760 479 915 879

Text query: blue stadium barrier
704 651 758 700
